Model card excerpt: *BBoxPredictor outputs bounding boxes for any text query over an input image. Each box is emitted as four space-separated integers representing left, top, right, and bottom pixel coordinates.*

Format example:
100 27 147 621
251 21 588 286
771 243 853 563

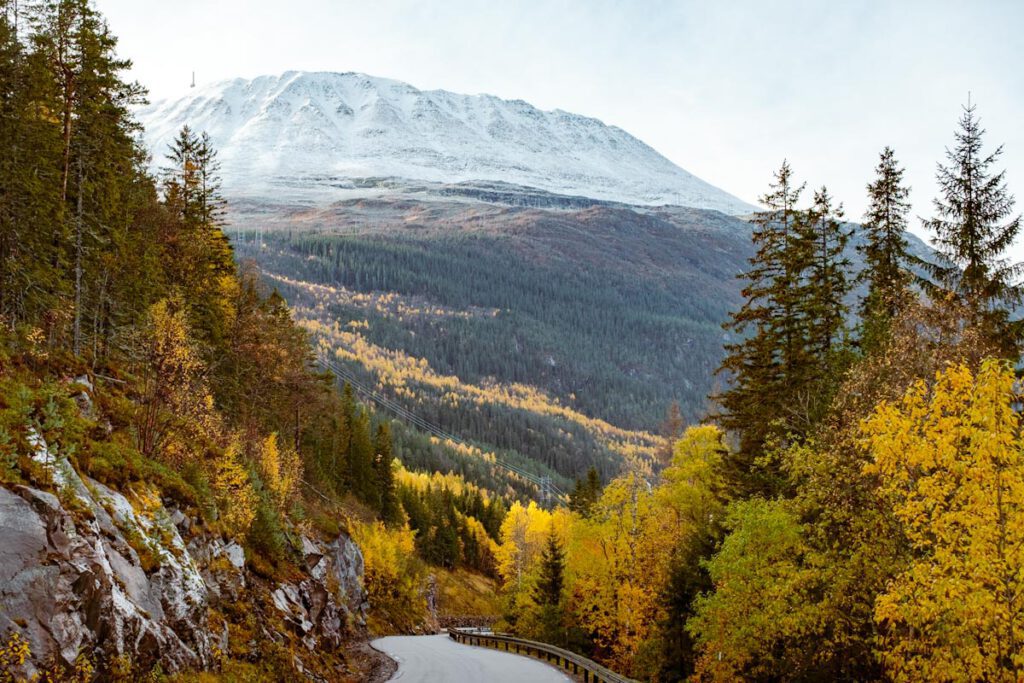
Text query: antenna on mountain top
190 71 195 88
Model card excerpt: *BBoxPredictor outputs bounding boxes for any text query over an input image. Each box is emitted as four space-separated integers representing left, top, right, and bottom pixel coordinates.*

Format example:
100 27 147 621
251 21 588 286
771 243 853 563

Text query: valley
229 192 749 487
4 1 1014 675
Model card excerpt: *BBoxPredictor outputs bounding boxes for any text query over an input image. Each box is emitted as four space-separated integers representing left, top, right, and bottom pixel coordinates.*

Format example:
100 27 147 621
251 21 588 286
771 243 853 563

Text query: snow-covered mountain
136 71 754 214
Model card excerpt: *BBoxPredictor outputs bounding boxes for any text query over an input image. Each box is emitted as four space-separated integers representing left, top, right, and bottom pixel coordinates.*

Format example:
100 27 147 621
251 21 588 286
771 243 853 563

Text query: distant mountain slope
233 196 749 431
136 71 755 214
229 190 935 484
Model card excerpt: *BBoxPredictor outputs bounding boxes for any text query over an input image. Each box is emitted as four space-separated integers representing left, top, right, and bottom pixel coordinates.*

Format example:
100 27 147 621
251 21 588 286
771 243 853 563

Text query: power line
322 356 558 494
315 353 567 502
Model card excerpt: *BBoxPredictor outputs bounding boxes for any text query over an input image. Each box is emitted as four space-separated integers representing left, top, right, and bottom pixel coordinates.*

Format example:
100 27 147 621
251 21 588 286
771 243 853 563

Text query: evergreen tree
858 146 913 350
374 422 402 526
432 497 461 568
569 477 586 513
919 101 1022 348
534 527 566 645
347 406 375 503
325 382 357 492
569 466 601 516
658 535 714 681
195 131 226 227
803 187 852 358
715 161 806 494
161 124 235 348
0 4 64 324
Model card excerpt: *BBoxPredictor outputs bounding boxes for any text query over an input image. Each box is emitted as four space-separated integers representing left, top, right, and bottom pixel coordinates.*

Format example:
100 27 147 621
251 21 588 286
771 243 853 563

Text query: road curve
372 633 572 683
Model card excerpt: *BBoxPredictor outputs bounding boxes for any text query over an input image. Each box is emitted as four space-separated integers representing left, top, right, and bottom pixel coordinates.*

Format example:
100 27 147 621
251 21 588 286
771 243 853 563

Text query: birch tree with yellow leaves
863 360 1024 682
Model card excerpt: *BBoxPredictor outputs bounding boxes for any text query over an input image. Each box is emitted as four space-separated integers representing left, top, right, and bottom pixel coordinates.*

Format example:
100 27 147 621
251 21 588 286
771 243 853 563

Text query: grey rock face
0 483 213 678
327 533 369 622
0 431 372 677
268 533 370 651
69 375 94 418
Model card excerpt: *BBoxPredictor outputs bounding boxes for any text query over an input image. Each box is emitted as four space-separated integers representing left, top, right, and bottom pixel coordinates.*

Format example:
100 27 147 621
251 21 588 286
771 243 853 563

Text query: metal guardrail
448 627 637 683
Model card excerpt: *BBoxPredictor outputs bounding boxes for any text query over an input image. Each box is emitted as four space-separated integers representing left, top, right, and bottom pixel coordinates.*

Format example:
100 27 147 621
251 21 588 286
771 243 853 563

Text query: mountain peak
137 70 755 214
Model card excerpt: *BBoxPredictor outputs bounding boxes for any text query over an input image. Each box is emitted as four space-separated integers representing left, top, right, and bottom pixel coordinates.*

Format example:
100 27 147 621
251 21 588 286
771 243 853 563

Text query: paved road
372 633 572 683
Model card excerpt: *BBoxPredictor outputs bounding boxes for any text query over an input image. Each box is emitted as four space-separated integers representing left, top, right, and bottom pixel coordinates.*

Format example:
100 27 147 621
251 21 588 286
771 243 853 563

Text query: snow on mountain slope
136 71 755 214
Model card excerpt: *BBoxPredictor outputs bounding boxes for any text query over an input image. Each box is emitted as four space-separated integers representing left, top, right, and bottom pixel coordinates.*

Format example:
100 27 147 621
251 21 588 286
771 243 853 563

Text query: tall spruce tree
803 186 852 357
0 4 64 325
919 101 1022 348
162 125 235 348
780 187 854 429
374 422 402 526
534 527 566 644
716 161 806 493
347 406 375 503
858 146 912 350
569 466 601 516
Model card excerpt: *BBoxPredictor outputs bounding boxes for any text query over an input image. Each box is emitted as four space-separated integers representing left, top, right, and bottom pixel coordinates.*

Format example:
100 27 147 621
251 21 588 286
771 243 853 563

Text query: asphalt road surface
372 633 572 683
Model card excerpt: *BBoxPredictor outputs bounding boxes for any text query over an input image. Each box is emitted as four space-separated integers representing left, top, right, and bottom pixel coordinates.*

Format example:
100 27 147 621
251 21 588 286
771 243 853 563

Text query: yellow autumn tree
137 297 219 462
496 501 553 589
353 521 427 633
657 425 730 536
566 473 677 676
211 435 257 535
862 359 1024 682
258 432 302 510
495 501 571 634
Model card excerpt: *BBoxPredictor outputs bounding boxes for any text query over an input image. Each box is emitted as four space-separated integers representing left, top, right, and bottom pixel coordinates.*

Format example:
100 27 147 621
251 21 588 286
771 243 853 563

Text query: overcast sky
95 0 1024 252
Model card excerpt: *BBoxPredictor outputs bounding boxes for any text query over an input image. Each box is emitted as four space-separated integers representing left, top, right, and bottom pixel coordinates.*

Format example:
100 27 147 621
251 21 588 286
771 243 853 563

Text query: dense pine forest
237 221 734 433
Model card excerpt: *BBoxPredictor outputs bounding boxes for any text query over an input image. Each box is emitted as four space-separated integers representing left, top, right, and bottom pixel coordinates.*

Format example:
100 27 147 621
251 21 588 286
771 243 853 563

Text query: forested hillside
233 199 748 432
485 119 1024 681
230 192 933 490
229 200 740 490
0 2 506 679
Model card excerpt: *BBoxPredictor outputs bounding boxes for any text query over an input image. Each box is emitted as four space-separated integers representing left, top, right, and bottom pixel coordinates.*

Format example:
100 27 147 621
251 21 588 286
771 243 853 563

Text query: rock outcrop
269 531 369 651
0 431 369 678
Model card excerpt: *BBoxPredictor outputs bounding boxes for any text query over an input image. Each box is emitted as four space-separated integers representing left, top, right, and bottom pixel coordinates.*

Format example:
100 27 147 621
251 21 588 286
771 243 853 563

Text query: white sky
95 0 1024 254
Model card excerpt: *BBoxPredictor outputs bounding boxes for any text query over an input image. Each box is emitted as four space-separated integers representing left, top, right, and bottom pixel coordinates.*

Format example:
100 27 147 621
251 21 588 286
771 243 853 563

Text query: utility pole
540 476 552 508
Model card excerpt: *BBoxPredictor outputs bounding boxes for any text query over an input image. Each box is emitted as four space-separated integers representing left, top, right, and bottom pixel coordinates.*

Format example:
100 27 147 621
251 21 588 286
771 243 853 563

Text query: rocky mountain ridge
137 71 755 214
